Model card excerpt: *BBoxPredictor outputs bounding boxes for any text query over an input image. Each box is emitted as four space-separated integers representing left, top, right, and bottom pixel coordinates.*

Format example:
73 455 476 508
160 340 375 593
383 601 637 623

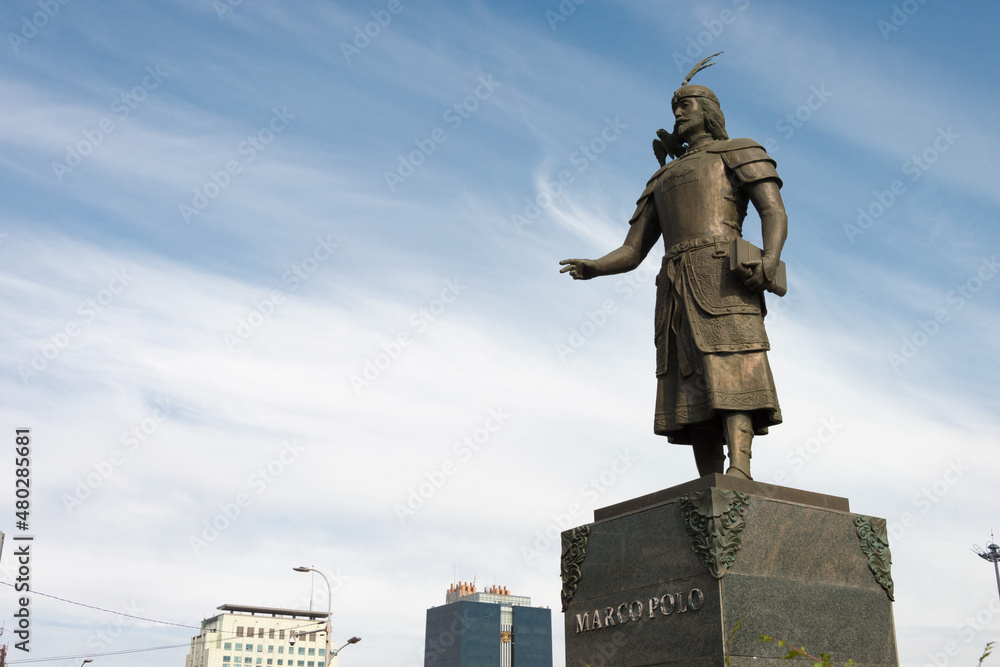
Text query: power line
0 580 199 629
0 581 328 637
0 579 334 661
7 642 191 664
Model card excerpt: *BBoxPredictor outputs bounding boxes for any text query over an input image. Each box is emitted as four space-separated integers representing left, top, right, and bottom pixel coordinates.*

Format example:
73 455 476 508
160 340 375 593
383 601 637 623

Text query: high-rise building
184 604 337 667
424 583 552 667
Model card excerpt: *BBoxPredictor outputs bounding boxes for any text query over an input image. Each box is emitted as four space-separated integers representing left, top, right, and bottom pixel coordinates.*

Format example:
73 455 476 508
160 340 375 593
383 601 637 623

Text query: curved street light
332 636 362 657
293 567 332 666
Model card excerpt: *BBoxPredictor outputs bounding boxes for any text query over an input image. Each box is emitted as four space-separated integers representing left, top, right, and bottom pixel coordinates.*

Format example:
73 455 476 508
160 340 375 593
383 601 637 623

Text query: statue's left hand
741 255 778 292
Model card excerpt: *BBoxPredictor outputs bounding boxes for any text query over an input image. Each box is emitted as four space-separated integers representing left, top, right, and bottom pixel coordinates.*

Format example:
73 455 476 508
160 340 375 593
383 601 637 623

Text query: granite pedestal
561 475 898 667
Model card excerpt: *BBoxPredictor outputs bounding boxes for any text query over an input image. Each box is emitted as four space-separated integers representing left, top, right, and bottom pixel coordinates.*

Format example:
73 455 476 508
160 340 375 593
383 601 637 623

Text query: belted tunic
628 138 783 443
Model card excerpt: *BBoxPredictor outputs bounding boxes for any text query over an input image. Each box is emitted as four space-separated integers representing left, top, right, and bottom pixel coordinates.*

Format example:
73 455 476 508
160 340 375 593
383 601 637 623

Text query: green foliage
702 621 990 667
591 630 994 667
725 620 742 666
759 636 994 667
759 635 852 667
979 642 995 667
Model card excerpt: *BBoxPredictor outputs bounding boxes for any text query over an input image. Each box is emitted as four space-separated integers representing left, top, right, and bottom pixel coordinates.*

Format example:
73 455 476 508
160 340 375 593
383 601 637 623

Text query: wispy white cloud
2 2 998 667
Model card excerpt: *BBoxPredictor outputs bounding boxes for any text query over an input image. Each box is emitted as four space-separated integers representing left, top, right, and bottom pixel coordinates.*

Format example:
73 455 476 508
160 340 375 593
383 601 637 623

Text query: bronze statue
560 53 787 480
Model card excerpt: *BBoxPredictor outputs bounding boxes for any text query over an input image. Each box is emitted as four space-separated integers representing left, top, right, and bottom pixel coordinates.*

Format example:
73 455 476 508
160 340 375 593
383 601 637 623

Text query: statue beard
674 114 704 145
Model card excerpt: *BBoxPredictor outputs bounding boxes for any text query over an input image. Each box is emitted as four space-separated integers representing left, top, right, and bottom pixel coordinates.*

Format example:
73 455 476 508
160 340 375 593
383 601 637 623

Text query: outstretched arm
741 179 787 292
560 203 661 280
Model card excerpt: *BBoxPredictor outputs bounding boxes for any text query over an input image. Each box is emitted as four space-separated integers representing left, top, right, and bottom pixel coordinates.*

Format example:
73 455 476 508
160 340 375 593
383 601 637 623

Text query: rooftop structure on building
425 582 552 667
444 582 531 607
184 603 336 667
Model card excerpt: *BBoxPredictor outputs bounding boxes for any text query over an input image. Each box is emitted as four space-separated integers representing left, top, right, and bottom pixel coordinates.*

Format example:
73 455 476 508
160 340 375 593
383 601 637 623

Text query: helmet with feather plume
671 51 722 107
653 52 725 166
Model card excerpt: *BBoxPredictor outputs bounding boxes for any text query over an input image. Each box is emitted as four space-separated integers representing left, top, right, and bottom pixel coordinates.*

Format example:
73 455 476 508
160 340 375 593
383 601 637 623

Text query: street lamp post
973 537 1000 602
331 637 362 657
293 567 332 666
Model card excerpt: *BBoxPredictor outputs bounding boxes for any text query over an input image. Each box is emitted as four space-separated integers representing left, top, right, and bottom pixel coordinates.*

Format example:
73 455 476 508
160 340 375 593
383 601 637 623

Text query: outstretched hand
559 258 598 280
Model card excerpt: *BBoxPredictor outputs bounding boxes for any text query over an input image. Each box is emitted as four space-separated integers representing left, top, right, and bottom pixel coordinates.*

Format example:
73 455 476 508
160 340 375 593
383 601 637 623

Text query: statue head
671 84 719 108
672 86 728 142
651 52 728 164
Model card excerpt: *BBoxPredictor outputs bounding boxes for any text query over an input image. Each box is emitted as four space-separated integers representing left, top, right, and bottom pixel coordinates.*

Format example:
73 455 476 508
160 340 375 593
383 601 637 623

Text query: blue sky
2 1 999 665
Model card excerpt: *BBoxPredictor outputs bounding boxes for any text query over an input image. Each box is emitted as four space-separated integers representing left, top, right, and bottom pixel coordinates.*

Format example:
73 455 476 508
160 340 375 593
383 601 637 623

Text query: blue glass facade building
424 584 552 667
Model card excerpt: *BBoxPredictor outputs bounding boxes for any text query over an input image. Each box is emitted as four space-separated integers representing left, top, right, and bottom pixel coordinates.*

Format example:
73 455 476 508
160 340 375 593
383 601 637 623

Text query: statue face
672 97 706 140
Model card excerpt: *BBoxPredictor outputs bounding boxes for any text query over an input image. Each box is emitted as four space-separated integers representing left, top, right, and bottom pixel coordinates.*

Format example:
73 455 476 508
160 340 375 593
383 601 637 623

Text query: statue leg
723 411 754 480
691 425 725 477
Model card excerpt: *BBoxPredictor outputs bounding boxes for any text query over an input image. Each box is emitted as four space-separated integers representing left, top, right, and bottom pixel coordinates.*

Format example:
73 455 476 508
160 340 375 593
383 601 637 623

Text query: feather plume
681 51 723 87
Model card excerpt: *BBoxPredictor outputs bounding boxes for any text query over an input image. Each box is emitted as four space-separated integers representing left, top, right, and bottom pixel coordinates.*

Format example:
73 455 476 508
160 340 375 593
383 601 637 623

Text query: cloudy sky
1 0 999 665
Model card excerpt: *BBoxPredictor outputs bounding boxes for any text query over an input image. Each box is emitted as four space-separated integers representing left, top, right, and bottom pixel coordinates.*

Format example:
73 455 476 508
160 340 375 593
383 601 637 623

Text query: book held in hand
729 237 787 297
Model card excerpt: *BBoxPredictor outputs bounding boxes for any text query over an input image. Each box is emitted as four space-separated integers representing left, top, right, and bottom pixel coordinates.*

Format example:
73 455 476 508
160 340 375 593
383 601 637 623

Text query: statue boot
724 412 754 480
692 426 725 477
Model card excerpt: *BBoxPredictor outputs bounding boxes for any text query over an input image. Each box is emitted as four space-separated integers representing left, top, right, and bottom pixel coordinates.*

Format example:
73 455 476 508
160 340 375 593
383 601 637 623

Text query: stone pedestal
561 475 898 667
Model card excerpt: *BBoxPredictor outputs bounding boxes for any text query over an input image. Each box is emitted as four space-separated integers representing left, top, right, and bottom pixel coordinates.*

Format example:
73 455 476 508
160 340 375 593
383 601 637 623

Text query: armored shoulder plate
707 138 781 188
706 137 764 155
629 166 667 224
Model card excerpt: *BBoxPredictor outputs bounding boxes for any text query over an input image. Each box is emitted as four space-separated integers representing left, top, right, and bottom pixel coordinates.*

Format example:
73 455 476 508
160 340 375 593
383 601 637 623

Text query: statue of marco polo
560 53 787 481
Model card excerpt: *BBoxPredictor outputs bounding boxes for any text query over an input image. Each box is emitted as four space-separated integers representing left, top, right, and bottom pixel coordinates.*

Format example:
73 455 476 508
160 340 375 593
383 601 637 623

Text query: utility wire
7 623 331 665
0 579 332 661
0 581 328 636
7 642 191 663
0 580 199 629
